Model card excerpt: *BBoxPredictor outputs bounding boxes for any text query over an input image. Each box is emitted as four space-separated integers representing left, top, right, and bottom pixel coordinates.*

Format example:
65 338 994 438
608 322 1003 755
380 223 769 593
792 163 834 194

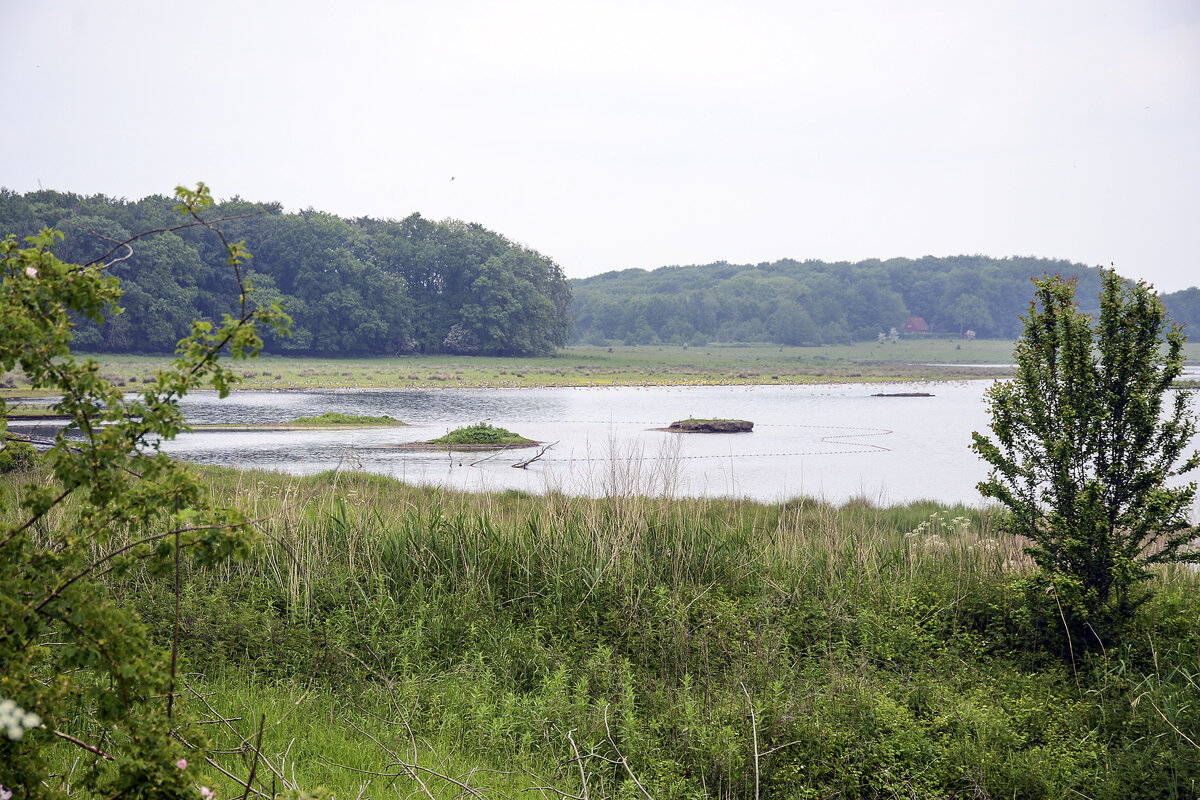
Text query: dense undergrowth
6 465 1200 798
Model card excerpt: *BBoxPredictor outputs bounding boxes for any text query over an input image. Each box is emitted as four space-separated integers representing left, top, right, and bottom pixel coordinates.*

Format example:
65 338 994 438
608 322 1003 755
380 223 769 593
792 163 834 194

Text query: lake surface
10 374 1198 509
151 382 1002 506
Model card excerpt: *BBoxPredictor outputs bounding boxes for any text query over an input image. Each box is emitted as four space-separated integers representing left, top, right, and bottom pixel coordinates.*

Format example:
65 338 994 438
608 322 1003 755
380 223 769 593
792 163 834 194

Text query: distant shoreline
3 341 1194 397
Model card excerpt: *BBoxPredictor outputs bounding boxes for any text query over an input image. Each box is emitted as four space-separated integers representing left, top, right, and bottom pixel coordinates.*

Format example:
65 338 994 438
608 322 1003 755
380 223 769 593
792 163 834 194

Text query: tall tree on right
971 271 1199 634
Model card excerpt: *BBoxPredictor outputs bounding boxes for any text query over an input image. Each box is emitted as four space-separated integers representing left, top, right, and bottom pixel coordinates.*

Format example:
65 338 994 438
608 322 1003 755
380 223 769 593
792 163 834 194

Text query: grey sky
2 1 1197 291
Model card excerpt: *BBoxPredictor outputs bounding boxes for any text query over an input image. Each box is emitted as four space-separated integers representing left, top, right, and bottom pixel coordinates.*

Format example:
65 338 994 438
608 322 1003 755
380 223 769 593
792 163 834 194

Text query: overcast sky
2 1 1198 290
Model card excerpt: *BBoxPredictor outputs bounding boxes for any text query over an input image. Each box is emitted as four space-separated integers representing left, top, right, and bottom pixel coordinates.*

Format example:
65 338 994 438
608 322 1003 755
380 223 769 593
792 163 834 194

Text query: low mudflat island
665 418 753 433
190 412 407 432
1 406 69 421
402 422 540 451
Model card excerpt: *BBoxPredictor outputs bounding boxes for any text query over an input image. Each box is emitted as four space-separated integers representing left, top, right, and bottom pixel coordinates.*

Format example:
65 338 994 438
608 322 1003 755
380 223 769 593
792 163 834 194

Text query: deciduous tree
970 271 1198 633
0 184 288 796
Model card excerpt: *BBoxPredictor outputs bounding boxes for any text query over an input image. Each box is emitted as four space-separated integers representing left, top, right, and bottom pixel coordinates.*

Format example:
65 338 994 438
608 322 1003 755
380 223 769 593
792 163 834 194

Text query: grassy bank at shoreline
4 340 1196 395
1 340 1027 395
5 463 1198 798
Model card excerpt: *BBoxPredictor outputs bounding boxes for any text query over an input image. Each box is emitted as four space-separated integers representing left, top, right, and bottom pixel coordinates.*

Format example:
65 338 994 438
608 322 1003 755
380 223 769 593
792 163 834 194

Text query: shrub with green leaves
971 270 1198 636
430 421 533 445
0 184 289 797
0 439 36 473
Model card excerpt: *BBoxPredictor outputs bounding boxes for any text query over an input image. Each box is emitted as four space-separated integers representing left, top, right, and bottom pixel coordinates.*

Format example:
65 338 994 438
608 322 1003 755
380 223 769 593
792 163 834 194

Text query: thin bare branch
52 728 114 761
513 442 557 469
77 210 270 271
240 714 266 800
566 728 590 800
603 706 654 800
185 683 288 787
203 755 272 799
740 683 760 800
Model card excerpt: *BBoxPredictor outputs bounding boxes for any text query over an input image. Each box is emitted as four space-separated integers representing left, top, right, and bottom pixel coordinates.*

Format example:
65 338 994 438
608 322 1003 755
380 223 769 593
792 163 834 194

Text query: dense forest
4 188 1197 354
0 189 572 357
571 257 1200 346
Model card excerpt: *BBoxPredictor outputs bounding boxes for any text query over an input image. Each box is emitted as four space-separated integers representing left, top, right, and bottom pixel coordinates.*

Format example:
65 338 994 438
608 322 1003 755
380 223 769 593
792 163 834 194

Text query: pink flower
1 784 12 800
176 758 188 769
24 267 37 278
200 787 214 799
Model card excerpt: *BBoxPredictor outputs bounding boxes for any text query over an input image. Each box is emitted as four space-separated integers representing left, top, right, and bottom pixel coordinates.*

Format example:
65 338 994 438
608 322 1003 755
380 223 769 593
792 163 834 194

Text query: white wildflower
0 696 42 740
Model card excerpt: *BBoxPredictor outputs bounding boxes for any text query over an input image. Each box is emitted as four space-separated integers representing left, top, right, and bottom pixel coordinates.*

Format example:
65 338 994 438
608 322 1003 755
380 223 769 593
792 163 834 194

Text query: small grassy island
667 417 753 433
421 421 538 449
186 412 408 432
1 404 68 420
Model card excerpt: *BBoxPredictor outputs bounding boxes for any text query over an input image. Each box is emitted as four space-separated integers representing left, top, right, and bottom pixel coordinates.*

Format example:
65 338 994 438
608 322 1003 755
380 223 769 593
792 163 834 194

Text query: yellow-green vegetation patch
5 341 1199 393
285 412 405 427
187 412 408 432
1 404 68 420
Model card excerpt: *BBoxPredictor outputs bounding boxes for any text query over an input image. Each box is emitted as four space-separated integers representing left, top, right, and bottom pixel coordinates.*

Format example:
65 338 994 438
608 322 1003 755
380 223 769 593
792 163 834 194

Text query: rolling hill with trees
570 257 1200 346
0 188 572 357
4 188 1196 355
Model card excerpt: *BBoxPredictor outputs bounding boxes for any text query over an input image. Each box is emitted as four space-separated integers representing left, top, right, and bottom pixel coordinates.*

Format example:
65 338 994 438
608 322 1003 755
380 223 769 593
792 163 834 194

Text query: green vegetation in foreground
285 411 403 427
7 464 1198 798
428 421 534 445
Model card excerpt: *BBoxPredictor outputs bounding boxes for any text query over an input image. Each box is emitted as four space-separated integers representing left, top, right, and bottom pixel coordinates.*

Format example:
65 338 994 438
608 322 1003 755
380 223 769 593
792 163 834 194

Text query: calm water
153 382 999 505
11 375 1199 509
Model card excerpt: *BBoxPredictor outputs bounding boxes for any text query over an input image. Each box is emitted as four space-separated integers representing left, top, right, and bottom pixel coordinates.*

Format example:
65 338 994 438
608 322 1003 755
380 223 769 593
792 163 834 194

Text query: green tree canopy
0 189 571 357
970 271 1199 635
1 185 290 795
568 255 1138 346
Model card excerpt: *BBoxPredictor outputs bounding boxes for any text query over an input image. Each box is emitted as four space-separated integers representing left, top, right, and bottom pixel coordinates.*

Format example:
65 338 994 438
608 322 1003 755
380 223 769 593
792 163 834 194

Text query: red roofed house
901 317 929 334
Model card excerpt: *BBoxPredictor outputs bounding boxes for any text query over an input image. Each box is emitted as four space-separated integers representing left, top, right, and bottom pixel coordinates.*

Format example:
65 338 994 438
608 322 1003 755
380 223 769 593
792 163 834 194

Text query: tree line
571 256 1200 346
0 188 572 357
5 187 1197 355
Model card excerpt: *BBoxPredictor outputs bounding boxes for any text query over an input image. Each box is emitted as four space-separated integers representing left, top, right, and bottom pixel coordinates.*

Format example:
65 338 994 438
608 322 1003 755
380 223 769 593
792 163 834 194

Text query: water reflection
155 383 998 505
